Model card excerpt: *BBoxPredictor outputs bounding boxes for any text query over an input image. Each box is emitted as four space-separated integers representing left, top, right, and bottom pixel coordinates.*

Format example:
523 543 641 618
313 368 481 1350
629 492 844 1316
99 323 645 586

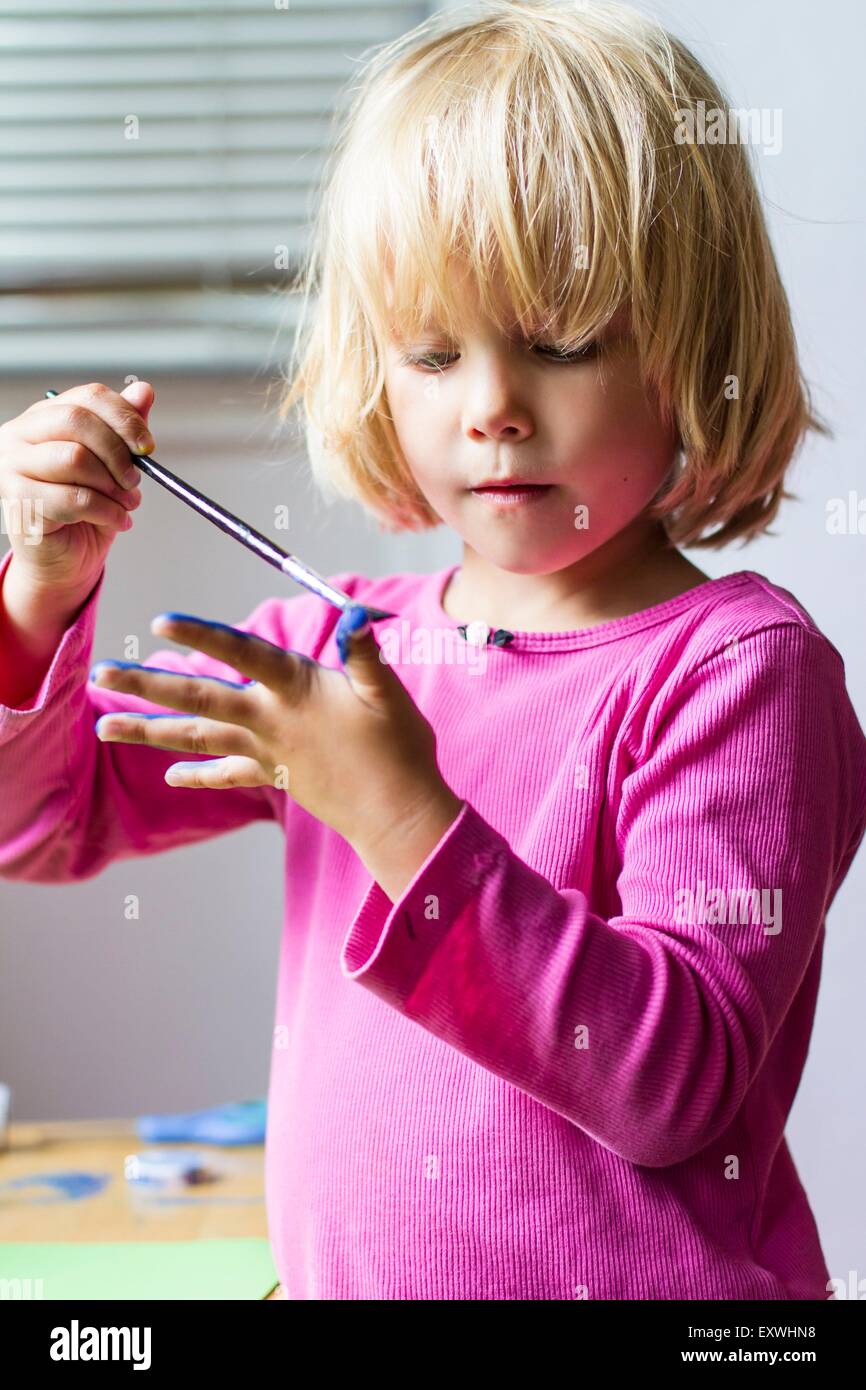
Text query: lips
471 479 548 489
470 482 554 507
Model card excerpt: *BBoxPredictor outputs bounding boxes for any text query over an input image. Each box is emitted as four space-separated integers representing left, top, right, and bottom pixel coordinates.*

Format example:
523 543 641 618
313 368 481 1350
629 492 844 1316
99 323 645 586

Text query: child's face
383 261 678 574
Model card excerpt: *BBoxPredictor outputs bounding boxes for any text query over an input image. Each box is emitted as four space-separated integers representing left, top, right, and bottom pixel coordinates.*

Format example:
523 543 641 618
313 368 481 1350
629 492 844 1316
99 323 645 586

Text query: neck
445 517 689 632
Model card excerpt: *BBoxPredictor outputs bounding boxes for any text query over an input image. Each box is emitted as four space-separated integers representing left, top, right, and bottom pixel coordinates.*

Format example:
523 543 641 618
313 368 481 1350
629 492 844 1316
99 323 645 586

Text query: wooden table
0 1118 282 1297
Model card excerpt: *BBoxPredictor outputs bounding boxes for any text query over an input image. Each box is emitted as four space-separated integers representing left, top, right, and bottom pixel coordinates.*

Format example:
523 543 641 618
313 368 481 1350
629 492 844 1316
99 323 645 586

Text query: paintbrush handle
44 391 396 622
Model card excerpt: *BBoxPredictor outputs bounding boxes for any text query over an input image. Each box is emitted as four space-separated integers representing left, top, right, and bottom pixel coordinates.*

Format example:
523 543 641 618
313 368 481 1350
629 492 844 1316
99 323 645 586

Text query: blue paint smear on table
136 1097 266 1145
0 1170 110 1203
137 1194 264 1206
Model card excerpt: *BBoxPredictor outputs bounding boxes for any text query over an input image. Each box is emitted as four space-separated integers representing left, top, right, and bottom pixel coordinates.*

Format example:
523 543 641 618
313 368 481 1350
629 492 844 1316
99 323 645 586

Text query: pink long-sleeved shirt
2 544 865 1300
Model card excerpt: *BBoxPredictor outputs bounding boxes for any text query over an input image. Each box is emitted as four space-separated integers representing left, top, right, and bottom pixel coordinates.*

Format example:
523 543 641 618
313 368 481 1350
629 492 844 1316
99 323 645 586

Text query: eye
398 350 456 371
531 340 601 363
398 340 601 371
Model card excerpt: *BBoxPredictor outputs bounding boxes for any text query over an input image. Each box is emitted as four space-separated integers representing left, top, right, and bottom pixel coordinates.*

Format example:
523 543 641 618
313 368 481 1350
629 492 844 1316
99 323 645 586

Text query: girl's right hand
0 380 156 598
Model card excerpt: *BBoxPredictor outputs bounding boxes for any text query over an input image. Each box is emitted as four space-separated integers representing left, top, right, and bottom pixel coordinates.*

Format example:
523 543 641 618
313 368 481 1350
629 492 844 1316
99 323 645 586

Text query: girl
1 0 865 1301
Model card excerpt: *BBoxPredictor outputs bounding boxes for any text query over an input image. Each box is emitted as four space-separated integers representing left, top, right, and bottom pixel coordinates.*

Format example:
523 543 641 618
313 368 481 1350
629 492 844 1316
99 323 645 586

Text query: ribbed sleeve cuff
340 799 507 1008
0 547 104 737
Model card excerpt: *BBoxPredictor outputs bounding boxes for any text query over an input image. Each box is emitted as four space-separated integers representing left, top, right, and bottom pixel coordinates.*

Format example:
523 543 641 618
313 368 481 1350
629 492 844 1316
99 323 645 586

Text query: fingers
89 612 320 745
335 604 373 666
164 755 269 790
95 711 258 762
19 440 142 507
94 704 271 790
89 661 258 726
17 381 155 490
148 612 304 687
120 380 154 426
9 440 141 529
1 463 138 537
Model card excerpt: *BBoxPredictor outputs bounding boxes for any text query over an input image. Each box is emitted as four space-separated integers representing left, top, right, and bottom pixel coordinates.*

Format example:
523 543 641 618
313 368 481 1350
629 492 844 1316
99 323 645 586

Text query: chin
476 545 584 576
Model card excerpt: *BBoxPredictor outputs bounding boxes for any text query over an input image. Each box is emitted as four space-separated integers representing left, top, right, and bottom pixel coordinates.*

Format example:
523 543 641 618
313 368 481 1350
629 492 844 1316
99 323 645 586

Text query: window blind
0 0 431 373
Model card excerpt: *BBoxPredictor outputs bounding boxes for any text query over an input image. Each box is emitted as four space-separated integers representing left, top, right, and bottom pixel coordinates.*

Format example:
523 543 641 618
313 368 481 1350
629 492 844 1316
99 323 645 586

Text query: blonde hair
275 0 830 549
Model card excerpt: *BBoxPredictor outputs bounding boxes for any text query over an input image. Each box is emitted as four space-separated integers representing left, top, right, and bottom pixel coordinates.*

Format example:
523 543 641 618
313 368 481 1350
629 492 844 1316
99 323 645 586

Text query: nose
462 354 535 444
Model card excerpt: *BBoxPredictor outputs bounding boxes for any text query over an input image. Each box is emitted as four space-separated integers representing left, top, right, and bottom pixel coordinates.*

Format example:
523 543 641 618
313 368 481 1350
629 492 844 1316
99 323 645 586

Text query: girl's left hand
88 603 461 857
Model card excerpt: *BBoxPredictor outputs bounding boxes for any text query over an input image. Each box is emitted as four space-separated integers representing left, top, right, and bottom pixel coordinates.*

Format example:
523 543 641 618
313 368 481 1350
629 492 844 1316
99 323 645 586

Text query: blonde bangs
369 42 626 356
276 0 831 545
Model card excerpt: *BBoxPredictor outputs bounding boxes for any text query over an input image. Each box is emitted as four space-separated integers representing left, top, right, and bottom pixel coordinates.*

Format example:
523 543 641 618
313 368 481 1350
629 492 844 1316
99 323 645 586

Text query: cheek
543 369 675 513
551 363 675 463
600 358 674 442
383 371 452 480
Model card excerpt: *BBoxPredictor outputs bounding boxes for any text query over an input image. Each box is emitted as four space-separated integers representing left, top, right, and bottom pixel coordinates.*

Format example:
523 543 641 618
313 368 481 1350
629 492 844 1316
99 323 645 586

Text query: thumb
120 378 154 428
336 604 392 701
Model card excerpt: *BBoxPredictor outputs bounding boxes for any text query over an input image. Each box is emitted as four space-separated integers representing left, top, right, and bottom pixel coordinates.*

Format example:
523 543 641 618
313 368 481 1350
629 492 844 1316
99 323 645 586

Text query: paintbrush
44 390 397 622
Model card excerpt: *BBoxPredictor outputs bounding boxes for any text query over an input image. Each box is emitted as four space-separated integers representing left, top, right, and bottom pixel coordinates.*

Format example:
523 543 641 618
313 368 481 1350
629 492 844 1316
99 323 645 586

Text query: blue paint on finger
99 712 177 721
89 661 254 691
336 604 372 665
153 612 251 638
90 660 181 680
89 659 149 678
96 713 181 733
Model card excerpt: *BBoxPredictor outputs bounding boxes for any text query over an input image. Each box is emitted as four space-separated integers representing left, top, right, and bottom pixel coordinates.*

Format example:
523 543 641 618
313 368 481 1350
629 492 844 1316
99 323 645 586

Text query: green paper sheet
0 1237 278 1300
